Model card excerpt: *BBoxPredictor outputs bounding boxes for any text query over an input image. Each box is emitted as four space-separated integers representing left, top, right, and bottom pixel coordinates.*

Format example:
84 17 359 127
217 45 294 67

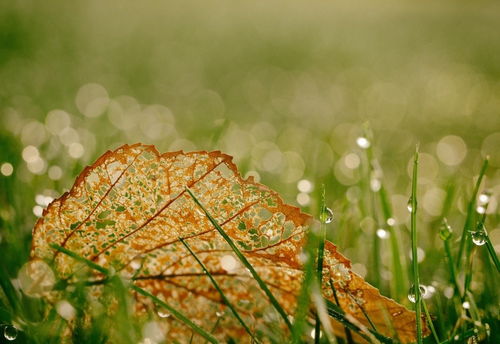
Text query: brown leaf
31 143 427 343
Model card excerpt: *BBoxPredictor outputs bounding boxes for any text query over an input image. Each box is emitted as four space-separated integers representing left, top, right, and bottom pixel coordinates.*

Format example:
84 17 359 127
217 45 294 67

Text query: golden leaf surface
31 143 427 343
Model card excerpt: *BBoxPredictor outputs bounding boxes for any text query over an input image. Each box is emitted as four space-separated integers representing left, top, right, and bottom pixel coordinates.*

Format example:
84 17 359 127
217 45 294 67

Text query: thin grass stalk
456 157 488 270
421 300 440 344
324 299 393 344
443 239 460 294
484 236 500 272
292 224 318 343
329 279 354 344
315 185 328 344
185 188 293 331
379 185 407 301
410 147 422 344
179 237 259 343
50 244 220 344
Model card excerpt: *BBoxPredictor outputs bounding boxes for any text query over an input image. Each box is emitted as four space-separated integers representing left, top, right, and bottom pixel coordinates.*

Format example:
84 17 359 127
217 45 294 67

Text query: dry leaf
31 143 427 343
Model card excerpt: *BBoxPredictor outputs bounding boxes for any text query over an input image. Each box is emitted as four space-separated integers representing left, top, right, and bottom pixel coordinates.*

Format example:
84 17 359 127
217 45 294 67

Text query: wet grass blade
179 237 260 343
409 146 423 344
315 185 327 344
379 185 407 301
484 235 500 272
50 244 220 344
291 233 315 344
186 188 293 332
329 278 353 344
456 157 488 270
421 300 440 344
325 299 393 344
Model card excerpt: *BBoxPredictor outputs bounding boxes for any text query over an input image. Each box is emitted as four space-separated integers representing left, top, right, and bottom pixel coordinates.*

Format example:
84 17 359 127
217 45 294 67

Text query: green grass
1 134 498 343
409 147 422 343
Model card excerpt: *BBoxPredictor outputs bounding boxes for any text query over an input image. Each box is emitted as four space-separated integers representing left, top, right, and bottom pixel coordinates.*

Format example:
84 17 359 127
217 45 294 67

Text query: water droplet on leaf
3 325 17 341
157 309 171 318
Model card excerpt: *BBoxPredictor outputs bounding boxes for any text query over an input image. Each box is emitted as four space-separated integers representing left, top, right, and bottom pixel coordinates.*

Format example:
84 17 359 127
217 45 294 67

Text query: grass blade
409 146 423 344
379 185 407 301
291 230 316 343
51 244 220 344
324 299 393 344
421 300 440 344
185 187 293 331
178 237 260 343
315 185 328 344
484 235 500 272
456 157 489 270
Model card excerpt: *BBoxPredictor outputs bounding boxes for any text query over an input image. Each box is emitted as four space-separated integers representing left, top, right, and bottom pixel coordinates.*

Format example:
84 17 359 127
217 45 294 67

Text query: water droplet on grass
478 191 491 205
408 284 428 303
439 219 453 241
376 229 389 239
321 207 334 224
462 301 470 309
370 178 381 192
407 197 414 213
3 325 18 341
356 137 370 149
471 225 487 246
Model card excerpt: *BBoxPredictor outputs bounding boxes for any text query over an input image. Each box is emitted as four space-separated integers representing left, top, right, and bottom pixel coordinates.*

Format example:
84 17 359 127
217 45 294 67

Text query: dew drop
439 218 453 241
370 178 381 192
3 325 18 341
220 255 238 272
478 191 491 205
215 311 224 318
356 137 370 149
386 217 396 226
157 309 171 318
376 229 389 239
407 197 414 213
320 207 334 224
471 228 487 246
391 310 403 317
476 206 486 214
462 301 470 309
310 328 322 339
130 258 142 270
408 284 428 303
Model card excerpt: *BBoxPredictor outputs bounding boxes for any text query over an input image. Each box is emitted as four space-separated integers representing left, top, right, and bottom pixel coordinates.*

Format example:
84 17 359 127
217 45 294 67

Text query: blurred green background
0 0 499 337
